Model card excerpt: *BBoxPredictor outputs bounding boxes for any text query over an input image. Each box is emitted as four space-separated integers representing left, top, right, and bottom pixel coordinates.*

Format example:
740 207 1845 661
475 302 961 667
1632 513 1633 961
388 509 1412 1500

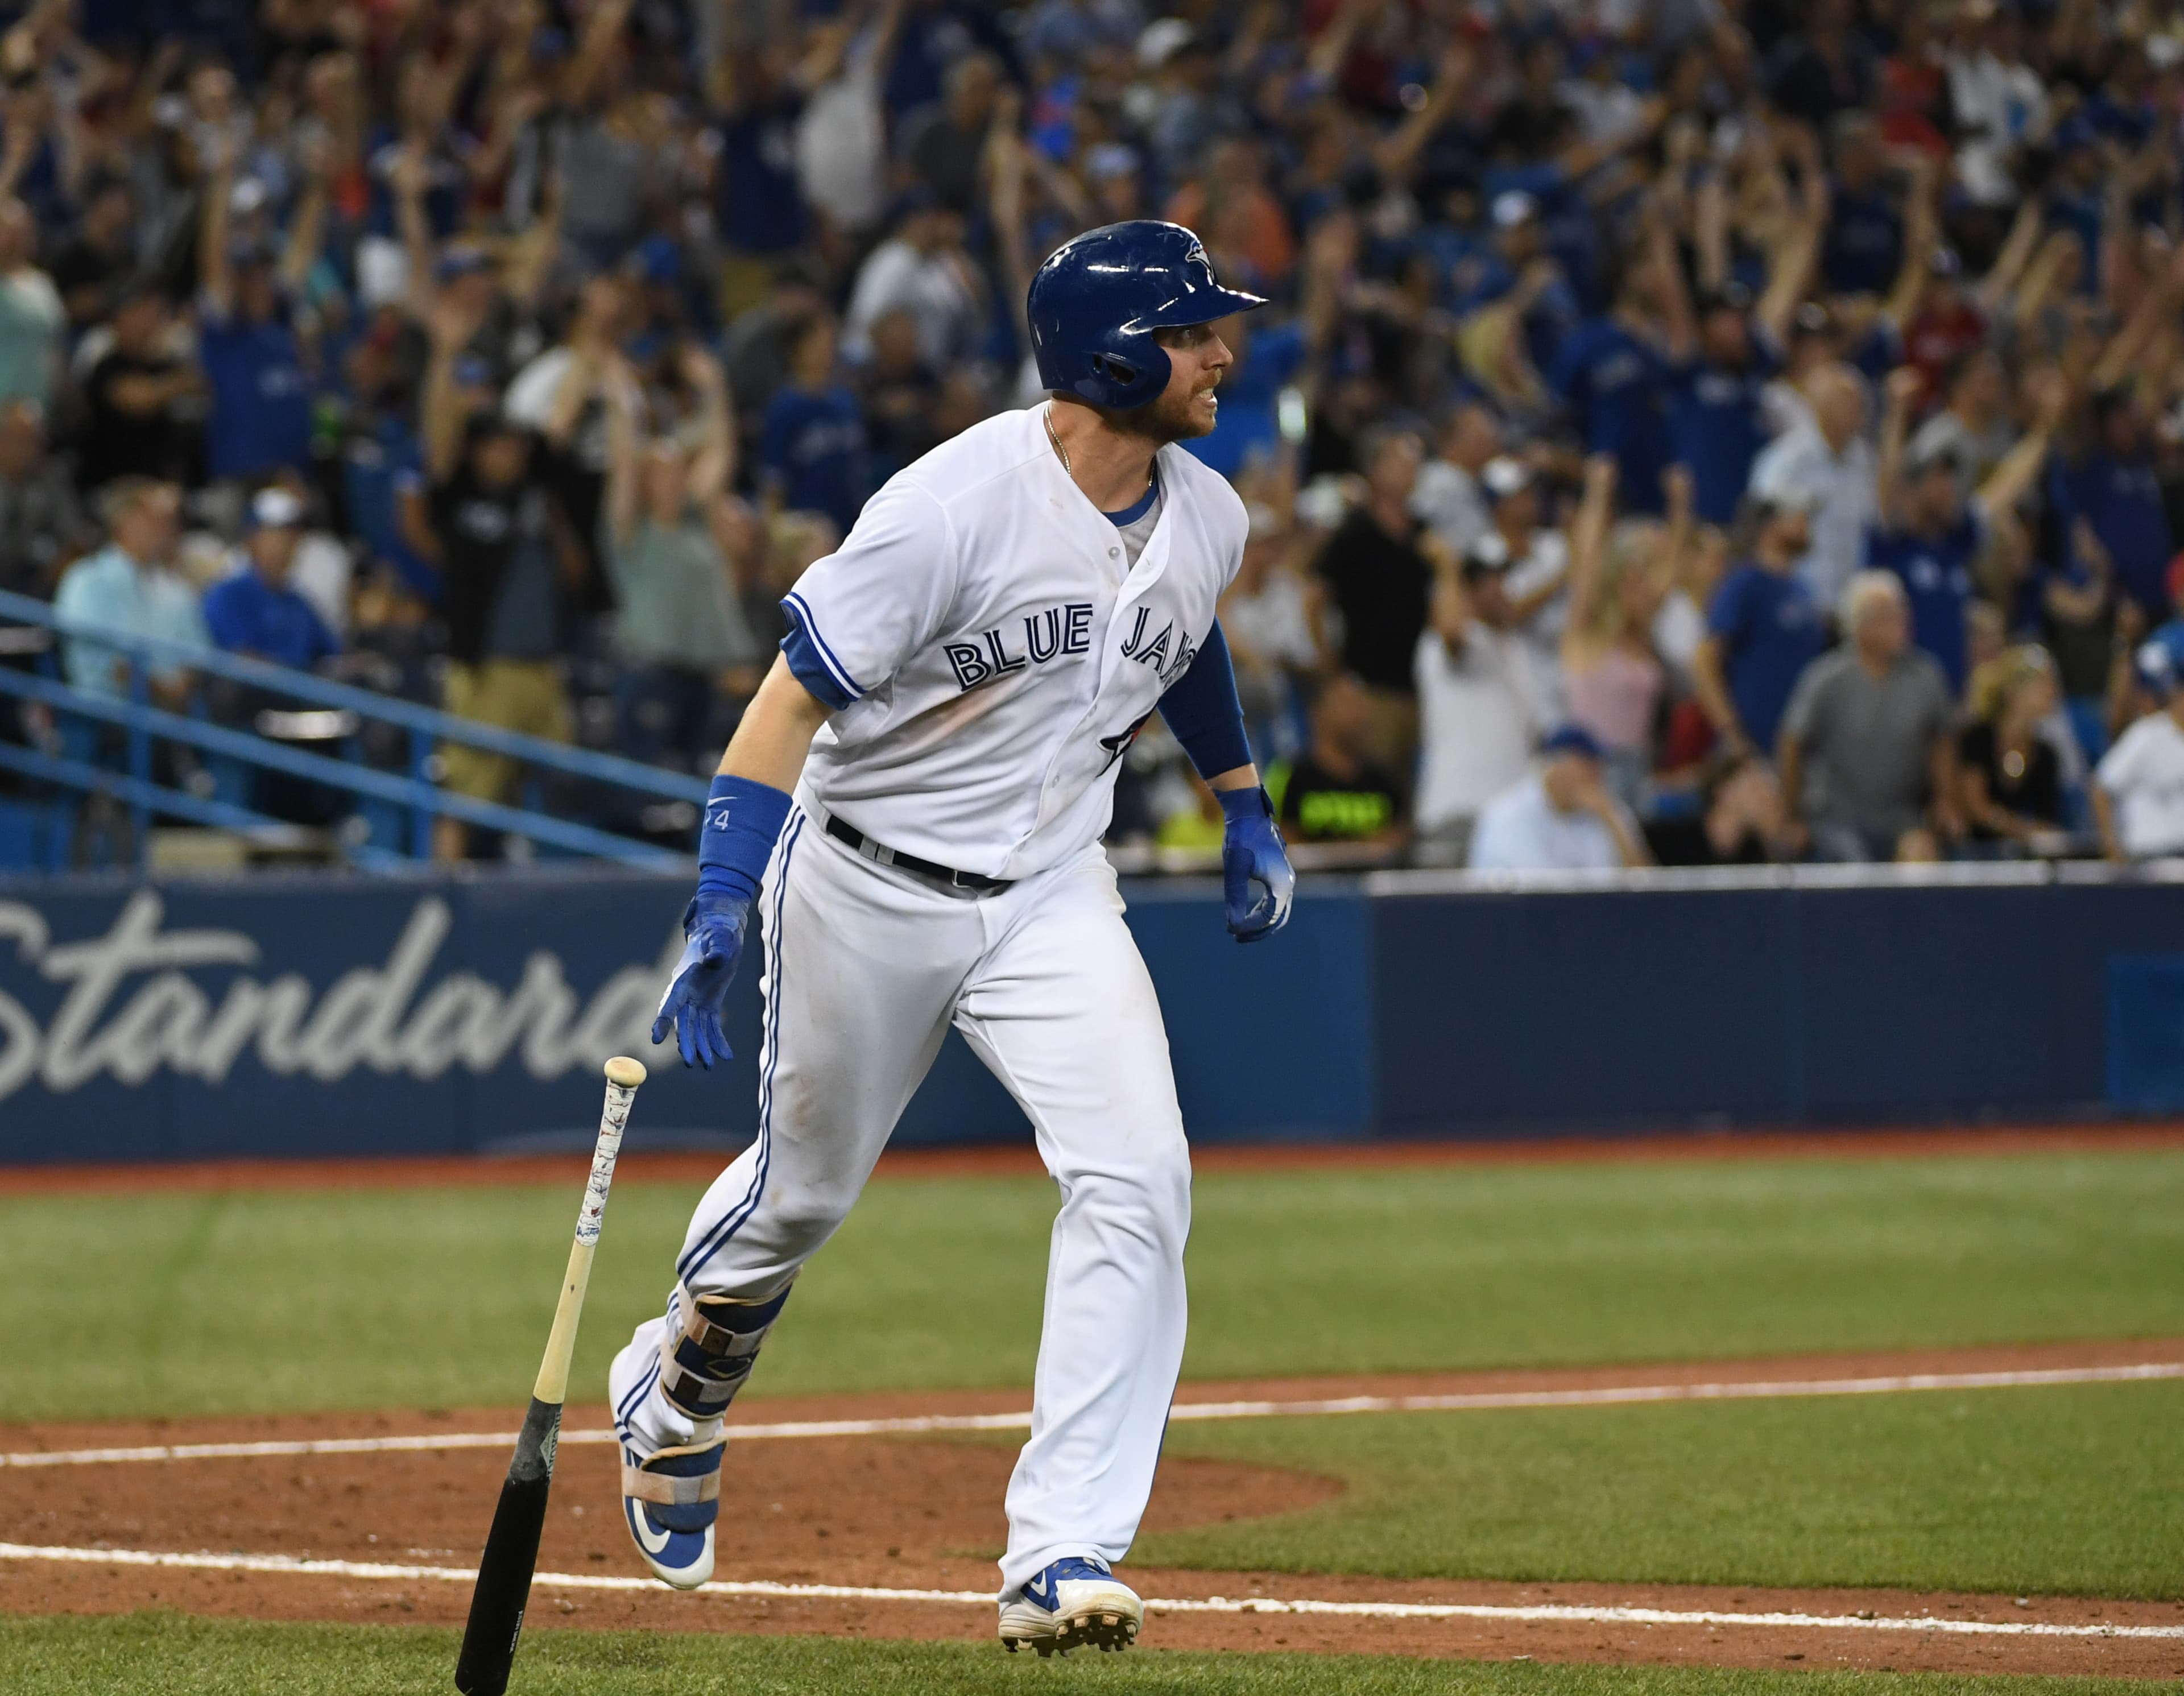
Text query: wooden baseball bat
454 1056 646 1696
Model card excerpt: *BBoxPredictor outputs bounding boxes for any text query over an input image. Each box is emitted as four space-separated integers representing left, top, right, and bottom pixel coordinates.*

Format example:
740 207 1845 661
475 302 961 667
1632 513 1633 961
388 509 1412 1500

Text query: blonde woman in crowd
1560 455 1693 812
1956 644 2071 854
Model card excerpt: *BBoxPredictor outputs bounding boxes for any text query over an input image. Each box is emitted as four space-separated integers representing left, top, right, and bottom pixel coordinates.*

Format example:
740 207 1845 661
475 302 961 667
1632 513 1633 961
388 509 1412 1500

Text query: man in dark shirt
1277 671 1407 850
856 307 943 485
1315 425 1435 775
80 286 201 491
899 51 1002 215
2051 388 2175 618
419 304 582 859
0 400 87 595
48 175 137 331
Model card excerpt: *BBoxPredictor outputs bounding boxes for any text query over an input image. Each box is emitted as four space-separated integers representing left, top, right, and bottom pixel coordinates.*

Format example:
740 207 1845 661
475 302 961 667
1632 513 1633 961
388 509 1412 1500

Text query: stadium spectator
599 348 764 773
1220 502 1323 758
842 192 982 369
1410 403 1499 562
201 487 339 672
0 399 86 595
1275 672 1405 851
1471 456 1571 716
2094 643 2184 862
1778 572 1959 863
196 133 319 490
1748 362 1877 612
1692 493 1825 764
53 479 204 705
419 303 580 861
1957 645 2067 853
1645 756 1790 867
1867 363 2064 692
1413 551 1548 868
1469 725 1650 872
760 312 869 541
1561 458 1686 810
0 197 61 410
1313 425 1433 772
79 284 200 491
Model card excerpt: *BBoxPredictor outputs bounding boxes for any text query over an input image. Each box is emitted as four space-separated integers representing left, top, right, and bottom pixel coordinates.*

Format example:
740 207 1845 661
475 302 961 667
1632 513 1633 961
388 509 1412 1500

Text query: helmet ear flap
1090 353 1139 387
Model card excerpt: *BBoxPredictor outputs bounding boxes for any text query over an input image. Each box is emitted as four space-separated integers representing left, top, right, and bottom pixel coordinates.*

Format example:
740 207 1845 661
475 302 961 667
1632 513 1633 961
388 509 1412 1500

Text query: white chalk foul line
6 1360 2181 1470
1 1541 2178 1641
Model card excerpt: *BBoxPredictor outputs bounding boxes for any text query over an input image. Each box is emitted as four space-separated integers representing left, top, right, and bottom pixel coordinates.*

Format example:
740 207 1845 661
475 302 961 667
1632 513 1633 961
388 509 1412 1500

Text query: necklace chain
1044 404 1155 497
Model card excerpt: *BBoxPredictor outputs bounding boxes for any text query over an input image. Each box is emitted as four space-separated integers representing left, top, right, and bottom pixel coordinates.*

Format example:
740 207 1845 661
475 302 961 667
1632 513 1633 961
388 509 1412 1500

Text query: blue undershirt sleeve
1157 619 1255 781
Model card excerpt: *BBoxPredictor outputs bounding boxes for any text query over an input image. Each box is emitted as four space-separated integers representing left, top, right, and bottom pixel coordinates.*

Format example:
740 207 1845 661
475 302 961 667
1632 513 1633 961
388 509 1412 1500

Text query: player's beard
1125 383 1218 444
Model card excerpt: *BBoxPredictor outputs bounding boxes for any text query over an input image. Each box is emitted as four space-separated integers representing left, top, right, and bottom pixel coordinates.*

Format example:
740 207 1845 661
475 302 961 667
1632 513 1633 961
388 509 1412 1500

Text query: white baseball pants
614 802 1192 1590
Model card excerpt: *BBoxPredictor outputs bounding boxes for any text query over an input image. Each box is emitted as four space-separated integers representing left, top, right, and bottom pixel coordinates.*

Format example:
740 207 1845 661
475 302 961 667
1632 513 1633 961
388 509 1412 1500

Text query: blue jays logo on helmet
1028 221 1267 410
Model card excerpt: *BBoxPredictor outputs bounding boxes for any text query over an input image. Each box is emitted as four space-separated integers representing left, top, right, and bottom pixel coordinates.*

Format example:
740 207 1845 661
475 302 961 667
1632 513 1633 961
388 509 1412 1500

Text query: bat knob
603 1056 648 1090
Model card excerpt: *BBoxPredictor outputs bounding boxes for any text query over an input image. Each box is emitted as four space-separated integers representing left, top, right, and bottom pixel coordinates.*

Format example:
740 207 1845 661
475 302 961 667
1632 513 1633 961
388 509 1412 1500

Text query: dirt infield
9 1121 2184 1197
6 1340 2182 1677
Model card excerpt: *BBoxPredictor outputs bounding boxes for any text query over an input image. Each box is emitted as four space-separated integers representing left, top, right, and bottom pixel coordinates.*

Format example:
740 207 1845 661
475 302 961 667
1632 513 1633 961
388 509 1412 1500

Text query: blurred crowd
7 0 2184 866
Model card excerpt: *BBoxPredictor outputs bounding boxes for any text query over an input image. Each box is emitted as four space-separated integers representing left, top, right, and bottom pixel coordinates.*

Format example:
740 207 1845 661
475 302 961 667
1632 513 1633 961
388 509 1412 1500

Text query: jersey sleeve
779 475 958 710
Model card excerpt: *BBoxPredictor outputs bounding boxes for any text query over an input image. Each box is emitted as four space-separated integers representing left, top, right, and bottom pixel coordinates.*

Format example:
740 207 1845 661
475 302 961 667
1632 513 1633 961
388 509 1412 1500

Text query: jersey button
1107 547 1119 559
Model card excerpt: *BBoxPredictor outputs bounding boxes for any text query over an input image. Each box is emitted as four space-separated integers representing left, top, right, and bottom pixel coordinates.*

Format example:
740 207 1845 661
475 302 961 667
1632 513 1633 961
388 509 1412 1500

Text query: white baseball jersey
779 406 1249 879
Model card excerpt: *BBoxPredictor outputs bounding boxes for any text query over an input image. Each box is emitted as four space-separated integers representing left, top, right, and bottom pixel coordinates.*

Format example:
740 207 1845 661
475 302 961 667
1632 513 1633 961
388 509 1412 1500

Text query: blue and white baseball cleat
620 1434 725 1589
998 1555 1143 1655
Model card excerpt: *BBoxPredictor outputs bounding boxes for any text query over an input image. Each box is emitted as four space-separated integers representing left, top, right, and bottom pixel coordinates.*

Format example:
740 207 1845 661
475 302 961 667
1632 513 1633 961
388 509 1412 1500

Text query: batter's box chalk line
0 1542 2178 1641
5 1360 2182 1470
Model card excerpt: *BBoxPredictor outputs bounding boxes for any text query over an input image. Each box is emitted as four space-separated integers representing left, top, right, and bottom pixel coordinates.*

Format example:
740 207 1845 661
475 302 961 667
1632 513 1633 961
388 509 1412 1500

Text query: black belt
824 814 1012 892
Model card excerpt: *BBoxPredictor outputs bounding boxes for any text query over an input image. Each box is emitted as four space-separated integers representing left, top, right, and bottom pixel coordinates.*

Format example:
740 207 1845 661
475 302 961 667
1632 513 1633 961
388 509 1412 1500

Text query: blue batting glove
652 892 751 1068
1219 785 1294 944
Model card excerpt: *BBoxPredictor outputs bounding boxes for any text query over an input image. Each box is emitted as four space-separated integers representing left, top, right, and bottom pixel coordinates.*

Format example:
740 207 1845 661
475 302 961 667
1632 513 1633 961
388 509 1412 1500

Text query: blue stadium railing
0 588 709 871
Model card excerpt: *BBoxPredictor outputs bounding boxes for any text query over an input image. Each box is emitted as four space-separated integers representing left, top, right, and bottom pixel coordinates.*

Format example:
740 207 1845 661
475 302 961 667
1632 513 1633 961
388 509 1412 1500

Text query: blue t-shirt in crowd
1550 317 1671 512
1822 184 1902 295
1707 561 1826 751
342 419 438 601
717 95 807 254
1665 345 1777 525
1866 512 1982 691
2051 453 2173 614
1184 321 1305 480
202 566 339 671
761 383 870 539
200 306 313 481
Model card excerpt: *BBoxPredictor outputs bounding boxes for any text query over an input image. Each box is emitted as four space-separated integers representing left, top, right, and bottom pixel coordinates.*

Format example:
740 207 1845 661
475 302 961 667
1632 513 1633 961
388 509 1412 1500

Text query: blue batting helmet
1027 221 1267 409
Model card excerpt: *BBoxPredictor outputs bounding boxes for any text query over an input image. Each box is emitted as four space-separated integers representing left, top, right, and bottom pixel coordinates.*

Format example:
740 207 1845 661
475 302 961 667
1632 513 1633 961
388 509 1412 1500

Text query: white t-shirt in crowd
1468 772 1628 871
796 31 889 234
1410 458 1489 560
1222 569 1318 672
1500 526 1570 714
1413 621 1546 830
2096 710 2184 858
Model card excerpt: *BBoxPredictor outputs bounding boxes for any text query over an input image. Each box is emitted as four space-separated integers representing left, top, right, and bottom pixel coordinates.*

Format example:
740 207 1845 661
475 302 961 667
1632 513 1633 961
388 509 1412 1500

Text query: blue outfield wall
0 866 2179 1163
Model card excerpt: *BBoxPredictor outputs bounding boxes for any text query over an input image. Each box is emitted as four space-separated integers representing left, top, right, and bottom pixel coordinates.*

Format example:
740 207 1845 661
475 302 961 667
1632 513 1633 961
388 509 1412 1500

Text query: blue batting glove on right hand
1219 785 1295 944
652 891 751 1068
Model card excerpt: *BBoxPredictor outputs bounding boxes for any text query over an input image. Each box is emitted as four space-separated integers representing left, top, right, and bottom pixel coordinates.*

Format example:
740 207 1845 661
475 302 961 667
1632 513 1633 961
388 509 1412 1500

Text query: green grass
5 1151 2182 1422
0 1615 2164 1696
1136 1381 2184 1599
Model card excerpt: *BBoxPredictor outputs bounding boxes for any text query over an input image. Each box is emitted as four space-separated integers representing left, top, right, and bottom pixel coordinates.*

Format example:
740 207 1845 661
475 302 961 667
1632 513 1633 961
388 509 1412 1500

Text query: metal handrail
0 738 406 868
0 587 710 804
0 666 686 868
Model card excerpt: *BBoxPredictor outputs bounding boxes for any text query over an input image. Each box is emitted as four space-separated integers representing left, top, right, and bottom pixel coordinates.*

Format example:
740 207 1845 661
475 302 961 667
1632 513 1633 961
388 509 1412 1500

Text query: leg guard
656 1279 793 1424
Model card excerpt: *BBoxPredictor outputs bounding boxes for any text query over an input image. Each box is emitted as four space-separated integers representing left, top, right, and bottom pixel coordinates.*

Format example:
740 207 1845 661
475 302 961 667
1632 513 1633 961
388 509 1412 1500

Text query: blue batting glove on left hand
1219 785 1294 944
651 891 751 1068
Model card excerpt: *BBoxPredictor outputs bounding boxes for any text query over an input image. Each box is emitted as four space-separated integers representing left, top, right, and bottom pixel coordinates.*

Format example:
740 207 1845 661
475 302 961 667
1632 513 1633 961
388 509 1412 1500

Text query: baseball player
613 221 1296 1656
